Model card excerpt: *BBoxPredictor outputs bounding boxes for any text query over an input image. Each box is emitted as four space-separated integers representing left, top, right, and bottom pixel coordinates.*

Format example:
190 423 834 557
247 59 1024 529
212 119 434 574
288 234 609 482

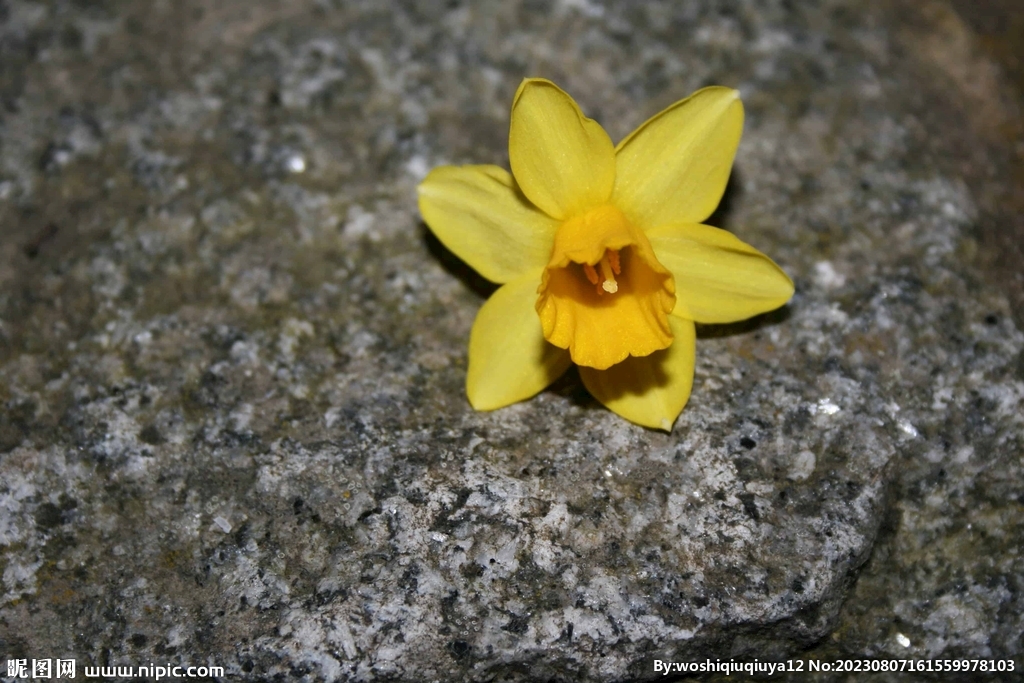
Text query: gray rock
1 0 1021 681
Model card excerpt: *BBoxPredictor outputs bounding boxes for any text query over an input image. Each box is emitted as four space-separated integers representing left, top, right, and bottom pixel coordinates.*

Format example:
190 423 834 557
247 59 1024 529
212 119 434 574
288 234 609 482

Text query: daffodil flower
418 79 793 430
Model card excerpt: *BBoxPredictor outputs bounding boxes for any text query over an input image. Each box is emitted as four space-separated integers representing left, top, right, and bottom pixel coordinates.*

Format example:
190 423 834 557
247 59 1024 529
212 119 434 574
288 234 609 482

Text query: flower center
583 249 621 294
535 205 676 370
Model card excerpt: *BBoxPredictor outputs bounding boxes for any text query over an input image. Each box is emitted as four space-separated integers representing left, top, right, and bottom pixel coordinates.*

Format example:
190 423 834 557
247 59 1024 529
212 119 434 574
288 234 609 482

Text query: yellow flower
417 79 793 430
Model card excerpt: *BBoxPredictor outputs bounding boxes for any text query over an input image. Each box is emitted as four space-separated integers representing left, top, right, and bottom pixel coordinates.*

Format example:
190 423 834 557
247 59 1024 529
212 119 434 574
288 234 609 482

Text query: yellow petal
647 223 794 324
612 86 743 230
418 165 559 284
468 270 572 410
509 78 616 220
579 316 695 431
536 206 675 370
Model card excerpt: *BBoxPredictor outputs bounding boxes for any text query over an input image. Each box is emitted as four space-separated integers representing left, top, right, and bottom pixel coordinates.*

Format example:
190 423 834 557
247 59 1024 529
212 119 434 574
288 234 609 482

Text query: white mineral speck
213 516 232 533
286 155 306 173
897 419 919 438
789 450 816 481
813 260 846 289
324 407 341 429
815 398 841 415
405 155 429 179
896 632 911 648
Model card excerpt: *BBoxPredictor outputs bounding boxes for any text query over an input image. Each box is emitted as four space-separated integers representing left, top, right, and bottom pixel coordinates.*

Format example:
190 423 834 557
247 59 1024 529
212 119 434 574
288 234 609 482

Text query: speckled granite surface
1 1 1021 681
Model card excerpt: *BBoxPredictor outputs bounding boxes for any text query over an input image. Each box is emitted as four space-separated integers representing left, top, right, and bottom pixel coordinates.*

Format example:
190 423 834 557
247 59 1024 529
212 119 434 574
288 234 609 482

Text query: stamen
606 249 621 275
583 263 600 285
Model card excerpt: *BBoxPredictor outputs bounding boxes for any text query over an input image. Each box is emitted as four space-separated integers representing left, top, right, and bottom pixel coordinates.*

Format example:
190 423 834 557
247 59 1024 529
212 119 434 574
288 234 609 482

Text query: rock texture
1 0 1021 681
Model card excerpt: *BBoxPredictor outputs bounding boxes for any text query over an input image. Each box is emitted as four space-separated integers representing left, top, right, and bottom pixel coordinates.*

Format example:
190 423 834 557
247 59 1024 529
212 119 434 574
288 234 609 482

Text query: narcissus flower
418 78 793 430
